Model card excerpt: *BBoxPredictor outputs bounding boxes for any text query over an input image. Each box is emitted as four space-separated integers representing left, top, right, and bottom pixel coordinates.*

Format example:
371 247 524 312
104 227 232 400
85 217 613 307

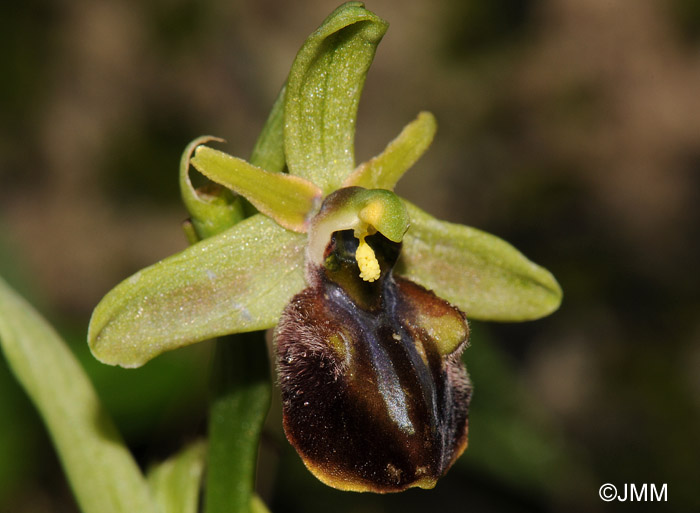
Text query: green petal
284 2 388 193
180 136 246 241
398 202 562 321
343 111 437 190
191 145 322 233
0 276 157 513
88 214 307 368
147 441 206 513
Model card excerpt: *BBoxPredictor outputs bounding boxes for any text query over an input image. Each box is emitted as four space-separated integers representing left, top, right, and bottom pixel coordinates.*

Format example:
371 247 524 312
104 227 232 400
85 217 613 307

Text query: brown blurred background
1 0 699 512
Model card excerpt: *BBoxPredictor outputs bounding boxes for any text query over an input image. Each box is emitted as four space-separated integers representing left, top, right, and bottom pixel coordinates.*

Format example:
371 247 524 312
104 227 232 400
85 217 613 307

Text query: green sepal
88 214 307 368
284 2 388 193
343 111 437 190
191 146 322 233
0 276 157 513
398 201 562 321
147 441 206 513
180 136 246 240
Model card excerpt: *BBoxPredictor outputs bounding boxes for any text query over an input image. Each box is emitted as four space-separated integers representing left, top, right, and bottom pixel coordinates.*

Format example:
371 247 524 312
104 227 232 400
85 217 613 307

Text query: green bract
88 2 561 369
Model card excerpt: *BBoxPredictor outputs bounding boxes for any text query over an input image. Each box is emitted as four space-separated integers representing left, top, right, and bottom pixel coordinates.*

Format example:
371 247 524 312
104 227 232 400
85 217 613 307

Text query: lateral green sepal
398 201 562 321
88 214 307 368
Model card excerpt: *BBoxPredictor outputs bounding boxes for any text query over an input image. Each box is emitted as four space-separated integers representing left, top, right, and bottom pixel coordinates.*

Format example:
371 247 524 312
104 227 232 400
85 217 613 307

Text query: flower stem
204 332 271 513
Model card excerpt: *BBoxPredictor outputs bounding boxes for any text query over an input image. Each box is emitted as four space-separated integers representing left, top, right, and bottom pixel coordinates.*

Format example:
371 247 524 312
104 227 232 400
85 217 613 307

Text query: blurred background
1 0 699 512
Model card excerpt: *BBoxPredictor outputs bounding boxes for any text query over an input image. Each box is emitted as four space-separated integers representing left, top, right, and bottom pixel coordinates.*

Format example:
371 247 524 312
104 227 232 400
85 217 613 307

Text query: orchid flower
88 2 561 494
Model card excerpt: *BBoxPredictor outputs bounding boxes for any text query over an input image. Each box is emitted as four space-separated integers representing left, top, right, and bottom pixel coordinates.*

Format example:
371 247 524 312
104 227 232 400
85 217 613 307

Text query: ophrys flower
88 2 561 493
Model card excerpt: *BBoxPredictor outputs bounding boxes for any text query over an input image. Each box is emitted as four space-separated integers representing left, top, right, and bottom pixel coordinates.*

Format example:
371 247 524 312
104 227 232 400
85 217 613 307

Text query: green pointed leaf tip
180 136 245 240
147 441 206 513
0 277 157 513
284 2 388 192
191 145 322 233
343 111 437 190
399 202 562 322
250 495 272 513
88 214 306 368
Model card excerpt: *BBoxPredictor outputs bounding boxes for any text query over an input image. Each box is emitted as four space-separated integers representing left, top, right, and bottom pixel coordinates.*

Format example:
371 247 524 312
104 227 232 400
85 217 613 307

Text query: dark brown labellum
274 230 471 492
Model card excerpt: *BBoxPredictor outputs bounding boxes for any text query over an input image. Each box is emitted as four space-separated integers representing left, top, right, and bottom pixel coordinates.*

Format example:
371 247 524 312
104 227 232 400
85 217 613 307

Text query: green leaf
191 146 322 233
89 214 307 368
249 495 272 513
343 111 437 190
147 440 206 513
0 276 157 513
398 202 562 321
284 2 388 193
205 334 271 513
181 136 246 240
